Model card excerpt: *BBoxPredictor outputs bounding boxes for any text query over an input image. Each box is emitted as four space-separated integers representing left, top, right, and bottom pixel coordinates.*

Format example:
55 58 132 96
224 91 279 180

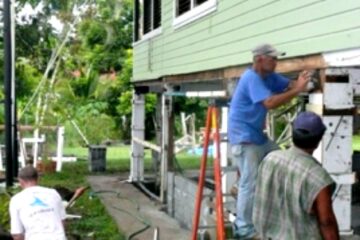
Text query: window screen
143 1 152 34
195 0 207 6
177 0 191 16
153 0 161 29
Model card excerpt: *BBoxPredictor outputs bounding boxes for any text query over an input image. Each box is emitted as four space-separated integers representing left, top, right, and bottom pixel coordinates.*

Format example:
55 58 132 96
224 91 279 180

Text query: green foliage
15 11 57 71
116 49 133 90
81 113 116 145
145 94 157 113
117 90 132 116
116 92 157 141
0 194 11 231
16 59 42 99
172 97 208 137
0 0 136 147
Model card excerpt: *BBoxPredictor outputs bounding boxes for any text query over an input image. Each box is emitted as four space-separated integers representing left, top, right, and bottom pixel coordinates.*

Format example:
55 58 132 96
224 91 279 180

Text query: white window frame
134 0 162 45
134 27 162 46
173 0 217 29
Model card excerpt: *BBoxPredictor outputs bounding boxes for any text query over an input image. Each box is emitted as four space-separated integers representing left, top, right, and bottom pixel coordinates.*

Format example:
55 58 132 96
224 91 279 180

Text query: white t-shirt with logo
10 186 67 240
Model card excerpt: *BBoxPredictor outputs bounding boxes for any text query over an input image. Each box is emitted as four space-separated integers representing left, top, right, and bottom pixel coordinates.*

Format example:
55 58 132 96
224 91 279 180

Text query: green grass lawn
63 145 205 172
353 135 360 151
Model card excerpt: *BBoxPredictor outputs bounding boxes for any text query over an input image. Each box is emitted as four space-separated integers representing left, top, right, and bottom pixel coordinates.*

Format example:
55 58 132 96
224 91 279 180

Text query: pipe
136 182 162 203
4 0 14 187
153 227 159 240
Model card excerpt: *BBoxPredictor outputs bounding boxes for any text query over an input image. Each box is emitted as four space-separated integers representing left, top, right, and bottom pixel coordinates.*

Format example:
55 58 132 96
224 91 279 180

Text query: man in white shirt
9 166 67 240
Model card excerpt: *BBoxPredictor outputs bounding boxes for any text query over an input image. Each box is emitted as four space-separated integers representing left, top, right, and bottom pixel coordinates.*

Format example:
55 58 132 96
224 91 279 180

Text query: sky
17 2 64 33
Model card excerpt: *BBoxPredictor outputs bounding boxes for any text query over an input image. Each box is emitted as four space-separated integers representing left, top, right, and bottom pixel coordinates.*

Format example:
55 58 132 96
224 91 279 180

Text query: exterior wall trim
323 47 360 67
133 27 162 47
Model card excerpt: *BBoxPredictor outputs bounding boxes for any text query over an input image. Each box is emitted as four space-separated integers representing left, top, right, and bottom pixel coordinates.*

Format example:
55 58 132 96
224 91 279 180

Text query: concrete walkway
87 175 191 240
88 175 360 240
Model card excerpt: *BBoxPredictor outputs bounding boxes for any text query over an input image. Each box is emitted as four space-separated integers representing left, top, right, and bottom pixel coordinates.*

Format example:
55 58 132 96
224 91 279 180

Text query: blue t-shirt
228 68 289 145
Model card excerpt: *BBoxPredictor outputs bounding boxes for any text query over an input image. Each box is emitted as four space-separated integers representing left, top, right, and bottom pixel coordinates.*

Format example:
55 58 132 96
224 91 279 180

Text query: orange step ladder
191 105 226 240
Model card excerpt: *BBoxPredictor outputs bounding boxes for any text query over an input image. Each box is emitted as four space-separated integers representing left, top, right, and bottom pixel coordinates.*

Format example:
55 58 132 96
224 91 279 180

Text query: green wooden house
133 0 360 82
130 0 360 235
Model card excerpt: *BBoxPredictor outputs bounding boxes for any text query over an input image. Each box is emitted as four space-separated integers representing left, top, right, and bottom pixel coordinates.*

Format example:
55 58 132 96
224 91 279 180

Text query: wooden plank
133 137 161 153
0 125 58 131
163 68 225 83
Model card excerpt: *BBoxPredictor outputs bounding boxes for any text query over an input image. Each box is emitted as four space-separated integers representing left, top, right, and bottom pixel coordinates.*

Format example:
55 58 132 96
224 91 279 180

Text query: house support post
310 68 360 235
160 92 172 203
129 91 145 182
152 94 162 181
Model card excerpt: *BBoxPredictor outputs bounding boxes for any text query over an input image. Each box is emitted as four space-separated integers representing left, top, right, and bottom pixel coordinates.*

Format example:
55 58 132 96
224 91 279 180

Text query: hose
111 205 151 240
90 190 153 240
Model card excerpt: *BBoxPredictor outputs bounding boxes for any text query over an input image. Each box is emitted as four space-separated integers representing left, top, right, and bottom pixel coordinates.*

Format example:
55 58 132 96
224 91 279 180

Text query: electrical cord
112 205 151 240
90 190 153 240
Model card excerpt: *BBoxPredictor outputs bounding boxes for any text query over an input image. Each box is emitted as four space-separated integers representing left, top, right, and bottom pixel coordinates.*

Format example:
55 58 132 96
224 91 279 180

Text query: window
134 0 162 42
174 0 217 28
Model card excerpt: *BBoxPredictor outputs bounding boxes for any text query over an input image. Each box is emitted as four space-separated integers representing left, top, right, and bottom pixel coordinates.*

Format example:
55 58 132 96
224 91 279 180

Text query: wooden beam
225 54 327 79
163 68 225 83
133 54 327 85
276 54 327 73
133 137 161 152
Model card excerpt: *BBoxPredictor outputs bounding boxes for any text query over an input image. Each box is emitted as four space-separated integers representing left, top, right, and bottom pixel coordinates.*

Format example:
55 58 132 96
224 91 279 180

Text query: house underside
130 48 360 235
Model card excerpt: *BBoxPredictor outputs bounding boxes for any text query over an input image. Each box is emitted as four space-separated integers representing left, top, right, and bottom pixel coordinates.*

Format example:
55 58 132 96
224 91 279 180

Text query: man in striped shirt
253 112 339 240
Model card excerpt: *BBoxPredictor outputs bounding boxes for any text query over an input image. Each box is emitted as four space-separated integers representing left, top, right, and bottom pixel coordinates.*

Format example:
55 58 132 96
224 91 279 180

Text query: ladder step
203 193 234 198
198 222 233 229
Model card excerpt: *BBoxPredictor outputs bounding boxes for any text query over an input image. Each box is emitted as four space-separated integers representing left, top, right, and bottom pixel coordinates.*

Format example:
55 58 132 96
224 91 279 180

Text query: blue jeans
231 140 278 238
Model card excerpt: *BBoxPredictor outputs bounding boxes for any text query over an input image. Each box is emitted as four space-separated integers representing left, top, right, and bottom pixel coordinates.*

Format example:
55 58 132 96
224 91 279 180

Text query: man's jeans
231 140 278 238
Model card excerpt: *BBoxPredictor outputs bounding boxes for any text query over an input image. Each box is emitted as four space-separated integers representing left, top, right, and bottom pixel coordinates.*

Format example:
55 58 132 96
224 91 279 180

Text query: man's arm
11 234 24 240
9 198 25 240
263 70 310 109
313 185 339 240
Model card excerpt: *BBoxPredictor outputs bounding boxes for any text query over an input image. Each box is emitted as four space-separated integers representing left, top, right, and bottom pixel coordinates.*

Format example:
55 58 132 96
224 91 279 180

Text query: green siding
133 0 360 82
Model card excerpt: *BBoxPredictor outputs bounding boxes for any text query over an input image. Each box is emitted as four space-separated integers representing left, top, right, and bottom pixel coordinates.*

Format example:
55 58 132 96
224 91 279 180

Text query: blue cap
293 112 326 136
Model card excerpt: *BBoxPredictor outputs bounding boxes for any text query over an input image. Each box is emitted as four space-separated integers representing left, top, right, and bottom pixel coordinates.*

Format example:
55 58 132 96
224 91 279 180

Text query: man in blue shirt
229 43 311 239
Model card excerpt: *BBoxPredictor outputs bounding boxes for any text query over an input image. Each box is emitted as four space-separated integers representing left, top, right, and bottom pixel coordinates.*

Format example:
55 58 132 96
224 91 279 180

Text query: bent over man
9 166 66 240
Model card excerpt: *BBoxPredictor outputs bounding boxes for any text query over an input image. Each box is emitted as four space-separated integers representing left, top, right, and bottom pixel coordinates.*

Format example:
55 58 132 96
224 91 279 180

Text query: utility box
88 145 106 172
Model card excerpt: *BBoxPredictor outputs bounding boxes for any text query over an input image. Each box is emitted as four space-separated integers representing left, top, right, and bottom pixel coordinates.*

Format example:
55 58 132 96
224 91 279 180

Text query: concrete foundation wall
167 172 213 229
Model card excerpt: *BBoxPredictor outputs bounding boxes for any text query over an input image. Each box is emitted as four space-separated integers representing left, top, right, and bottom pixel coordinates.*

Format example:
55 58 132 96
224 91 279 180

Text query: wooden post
160 93 171 202
160 89 175 203
152 94 162 179
56 126 64 172
129 91 145 181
